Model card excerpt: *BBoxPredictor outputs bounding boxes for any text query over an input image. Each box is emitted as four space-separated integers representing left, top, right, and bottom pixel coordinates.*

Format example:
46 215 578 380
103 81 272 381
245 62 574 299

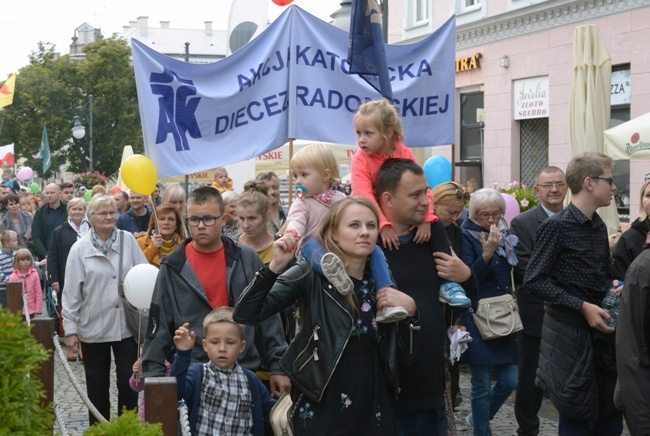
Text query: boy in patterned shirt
170 307 276 435
0 230 18 307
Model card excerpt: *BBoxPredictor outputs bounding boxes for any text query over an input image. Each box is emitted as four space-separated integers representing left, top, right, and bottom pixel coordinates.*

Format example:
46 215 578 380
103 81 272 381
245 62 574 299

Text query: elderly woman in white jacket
62 195 148 425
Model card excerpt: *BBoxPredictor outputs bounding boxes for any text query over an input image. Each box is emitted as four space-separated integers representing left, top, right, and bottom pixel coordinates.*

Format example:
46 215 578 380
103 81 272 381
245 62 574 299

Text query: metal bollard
144 376 178 435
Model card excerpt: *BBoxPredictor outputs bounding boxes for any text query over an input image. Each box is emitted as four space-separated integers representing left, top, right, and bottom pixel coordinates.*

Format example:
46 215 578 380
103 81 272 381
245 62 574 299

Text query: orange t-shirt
185 242 229 308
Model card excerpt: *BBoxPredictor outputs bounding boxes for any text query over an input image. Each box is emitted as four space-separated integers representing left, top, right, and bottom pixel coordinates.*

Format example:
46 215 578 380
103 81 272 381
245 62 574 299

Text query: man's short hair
187 186 224 212
375 158 424 198
203 307 245 339
255 171 278 182
60 182 74 190
565 152 614 195
536 166 565 183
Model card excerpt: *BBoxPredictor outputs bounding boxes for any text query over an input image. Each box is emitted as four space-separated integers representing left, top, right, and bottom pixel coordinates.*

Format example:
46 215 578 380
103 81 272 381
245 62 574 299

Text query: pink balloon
501 193 520 227
110 186 122 195
16 167 33 181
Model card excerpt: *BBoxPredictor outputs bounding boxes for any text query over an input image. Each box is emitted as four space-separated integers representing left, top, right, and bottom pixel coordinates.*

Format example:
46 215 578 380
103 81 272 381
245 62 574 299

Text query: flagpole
288 138 294 208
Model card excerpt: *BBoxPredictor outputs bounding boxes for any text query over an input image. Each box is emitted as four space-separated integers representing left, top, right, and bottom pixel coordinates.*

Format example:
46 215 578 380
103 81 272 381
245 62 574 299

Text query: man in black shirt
376 159 474 435
525 152 622 435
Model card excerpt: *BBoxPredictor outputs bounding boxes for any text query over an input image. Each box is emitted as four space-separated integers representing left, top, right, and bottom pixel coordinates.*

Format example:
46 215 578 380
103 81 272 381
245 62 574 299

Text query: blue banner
348 0 393 99
132 6 456 178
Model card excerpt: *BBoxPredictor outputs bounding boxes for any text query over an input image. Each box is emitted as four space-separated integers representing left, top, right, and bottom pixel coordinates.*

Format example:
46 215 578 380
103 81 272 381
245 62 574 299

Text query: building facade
388 0 650 222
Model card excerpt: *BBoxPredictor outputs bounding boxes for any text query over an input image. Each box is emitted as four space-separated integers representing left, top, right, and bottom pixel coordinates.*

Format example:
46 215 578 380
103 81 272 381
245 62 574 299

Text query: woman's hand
612 279 624 296
380 226 399 251
132 359 142 377
480 224 502 263
151 233 163 250
173 323 196 351
65 334 79 353
376 287 417 317
450 325 467 334
433 248 471 282
268 233 299 274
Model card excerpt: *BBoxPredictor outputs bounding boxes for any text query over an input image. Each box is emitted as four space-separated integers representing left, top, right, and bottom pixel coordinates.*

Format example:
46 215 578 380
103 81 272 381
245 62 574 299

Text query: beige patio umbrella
116 145 134 191
604 112 650 159
569 24 620 235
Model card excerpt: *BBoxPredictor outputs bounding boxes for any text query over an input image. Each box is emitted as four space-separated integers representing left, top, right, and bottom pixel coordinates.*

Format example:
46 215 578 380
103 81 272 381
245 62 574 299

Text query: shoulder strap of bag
118 230 125 298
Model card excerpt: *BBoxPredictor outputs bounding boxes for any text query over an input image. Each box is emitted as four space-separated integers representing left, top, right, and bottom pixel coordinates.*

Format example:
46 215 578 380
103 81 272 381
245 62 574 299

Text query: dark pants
558 402 623 436
397 408 448 436
81 338 138 425
515 332 544 435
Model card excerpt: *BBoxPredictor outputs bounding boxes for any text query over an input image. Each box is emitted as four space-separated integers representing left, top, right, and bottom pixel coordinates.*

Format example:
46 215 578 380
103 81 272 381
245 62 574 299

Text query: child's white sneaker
375 305 408 323
321 252 354 296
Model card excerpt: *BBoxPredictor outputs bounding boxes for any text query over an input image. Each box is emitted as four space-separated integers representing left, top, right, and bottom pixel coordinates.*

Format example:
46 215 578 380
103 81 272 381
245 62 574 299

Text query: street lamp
71 94 93 172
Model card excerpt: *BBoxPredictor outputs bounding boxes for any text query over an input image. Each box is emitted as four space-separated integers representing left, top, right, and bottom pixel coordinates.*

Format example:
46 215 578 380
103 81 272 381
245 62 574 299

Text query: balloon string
136 310 142 383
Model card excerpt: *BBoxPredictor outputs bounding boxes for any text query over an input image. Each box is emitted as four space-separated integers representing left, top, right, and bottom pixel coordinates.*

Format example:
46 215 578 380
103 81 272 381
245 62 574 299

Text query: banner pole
451 143 456 182
288 138 294 208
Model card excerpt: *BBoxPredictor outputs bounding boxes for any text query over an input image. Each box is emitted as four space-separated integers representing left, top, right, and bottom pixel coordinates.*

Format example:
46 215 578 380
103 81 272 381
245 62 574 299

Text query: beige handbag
270 393 301 436
471 293 523 340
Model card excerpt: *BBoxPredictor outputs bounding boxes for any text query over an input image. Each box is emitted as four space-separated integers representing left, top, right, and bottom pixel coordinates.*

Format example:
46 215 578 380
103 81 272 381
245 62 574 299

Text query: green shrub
0 309 53 433
84 409 163 436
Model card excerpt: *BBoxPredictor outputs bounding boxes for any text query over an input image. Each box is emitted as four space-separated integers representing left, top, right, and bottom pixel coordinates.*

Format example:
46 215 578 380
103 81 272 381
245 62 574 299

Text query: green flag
40 123 51 173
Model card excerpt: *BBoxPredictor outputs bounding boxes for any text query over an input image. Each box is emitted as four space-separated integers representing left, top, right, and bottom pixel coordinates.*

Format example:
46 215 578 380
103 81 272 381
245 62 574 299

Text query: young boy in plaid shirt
170 307 276 435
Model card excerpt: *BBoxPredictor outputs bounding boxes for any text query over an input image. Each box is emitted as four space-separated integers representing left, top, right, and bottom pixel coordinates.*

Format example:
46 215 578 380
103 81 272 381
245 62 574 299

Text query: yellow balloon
121 155 158 195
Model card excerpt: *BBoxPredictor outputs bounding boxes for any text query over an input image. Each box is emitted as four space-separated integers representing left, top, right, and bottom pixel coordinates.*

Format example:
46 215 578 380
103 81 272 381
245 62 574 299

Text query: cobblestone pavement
52 346 628 435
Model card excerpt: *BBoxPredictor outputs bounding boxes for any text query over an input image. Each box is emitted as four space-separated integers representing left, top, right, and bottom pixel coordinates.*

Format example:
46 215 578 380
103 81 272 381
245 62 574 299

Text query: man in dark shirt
32 183 68 259
376 159 474 435
525 152 621 434
116 191 151 238
510 166 567 436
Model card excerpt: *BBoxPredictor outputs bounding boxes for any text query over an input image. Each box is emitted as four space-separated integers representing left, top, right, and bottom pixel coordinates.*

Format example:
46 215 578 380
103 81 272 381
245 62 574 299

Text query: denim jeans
397 408 448 436
469 363 518 436
301 239 394 289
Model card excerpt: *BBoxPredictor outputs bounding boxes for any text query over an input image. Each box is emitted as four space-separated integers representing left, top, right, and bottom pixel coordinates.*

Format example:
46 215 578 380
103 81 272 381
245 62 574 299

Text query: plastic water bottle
602 281 622 329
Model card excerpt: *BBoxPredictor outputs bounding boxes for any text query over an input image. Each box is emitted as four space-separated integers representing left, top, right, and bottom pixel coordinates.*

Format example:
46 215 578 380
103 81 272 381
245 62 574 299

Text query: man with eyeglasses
141 186 290 397
116 191 151 239
525 152 622 435
510 166 567 436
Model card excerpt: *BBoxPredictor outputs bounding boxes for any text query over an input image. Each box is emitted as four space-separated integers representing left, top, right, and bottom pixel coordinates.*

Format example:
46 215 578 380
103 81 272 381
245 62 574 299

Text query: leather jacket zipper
295 325 321 366
409 322 421 354
317 290 353 402
298 348 319 371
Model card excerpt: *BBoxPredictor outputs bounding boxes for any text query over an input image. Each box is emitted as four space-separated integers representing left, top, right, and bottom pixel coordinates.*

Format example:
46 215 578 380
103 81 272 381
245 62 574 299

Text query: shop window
459 91 484 189
611 65 631 222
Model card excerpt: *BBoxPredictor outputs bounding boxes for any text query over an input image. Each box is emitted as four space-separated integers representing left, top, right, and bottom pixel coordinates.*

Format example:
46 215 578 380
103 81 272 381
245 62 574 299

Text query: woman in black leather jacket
234 197 419 435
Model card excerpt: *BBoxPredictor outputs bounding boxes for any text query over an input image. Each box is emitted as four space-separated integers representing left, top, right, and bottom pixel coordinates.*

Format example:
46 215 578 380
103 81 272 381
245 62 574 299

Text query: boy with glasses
141 186 290 398
524 152 622 435
510 166 567 435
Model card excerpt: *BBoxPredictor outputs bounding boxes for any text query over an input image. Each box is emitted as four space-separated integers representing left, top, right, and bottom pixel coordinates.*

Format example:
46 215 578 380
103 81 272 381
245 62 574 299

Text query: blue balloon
423 155 452 188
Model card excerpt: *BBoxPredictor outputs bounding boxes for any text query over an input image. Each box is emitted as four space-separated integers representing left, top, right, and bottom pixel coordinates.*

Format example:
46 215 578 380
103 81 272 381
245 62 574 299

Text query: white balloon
124 264 159 310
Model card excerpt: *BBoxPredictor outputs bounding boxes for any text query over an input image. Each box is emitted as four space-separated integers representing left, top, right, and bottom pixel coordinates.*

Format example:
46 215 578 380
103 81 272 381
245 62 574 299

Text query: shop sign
514 76 549 120
455 53 481 72
611 70 631 106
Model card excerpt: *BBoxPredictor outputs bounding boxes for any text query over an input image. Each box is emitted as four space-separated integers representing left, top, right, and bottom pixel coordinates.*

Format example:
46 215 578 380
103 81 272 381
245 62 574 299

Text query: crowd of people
0 98 648 436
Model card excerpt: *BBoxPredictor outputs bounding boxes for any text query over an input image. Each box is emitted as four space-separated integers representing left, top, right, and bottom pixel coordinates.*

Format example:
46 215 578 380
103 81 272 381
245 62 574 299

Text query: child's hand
132 359 142 376
411 222 431 244
174 323 196 351
380 226 399 251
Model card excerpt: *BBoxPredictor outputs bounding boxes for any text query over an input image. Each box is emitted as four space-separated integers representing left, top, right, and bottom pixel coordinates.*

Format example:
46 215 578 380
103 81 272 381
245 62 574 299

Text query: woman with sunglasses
460 188 519 435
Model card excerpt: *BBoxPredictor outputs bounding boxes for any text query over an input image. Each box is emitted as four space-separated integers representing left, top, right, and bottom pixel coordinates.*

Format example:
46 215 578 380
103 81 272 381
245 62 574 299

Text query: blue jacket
460 218 517 365
170 349 275 436
116 208 151 234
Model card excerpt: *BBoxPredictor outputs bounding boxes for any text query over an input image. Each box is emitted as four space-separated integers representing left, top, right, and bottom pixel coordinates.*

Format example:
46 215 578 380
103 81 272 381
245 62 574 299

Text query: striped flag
0 143 15 165
348 0 393 99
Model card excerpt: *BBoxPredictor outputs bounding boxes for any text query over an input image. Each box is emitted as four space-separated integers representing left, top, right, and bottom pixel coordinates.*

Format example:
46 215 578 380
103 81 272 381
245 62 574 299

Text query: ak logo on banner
132 5 456 178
